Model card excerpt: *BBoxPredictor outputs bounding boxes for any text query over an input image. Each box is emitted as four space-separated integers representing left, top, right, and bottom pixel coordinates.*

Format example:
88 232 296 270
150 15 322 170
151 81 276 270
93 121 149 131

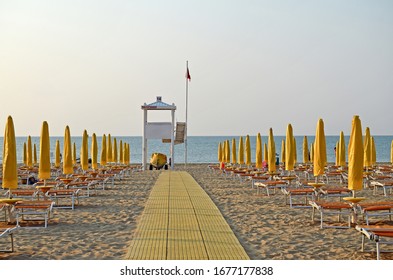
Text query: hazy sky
1 0 392 137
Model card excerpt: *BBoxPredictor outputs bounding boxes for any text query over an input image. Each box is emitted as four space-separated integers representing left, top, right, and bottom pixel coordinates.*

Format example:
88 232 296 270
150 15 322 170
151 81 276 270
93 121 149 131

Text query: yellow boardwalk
125 171 249 260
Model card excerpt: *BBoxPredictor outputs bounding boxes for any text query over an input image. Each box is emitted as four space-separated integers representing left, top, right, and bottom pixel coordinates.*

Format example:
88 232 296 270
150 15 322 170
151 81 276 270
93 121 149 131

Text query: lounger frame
283 188 315 208
15 201 55 228
356 225 393 260
47 189 80 210
370 181 393 196
357 203 393 225
310 201 353 229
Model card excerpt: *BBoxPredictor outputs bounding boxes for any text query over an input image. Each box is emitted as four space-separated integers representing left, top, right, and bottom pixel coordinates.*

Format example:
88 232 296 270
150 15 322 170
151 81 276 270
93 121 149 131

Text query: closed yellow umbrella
238 137 244 165
2 116 18 195
122 143 126 165
231 138 237 165
245 135 251 167
293 137 297 163
119 140 123 164
33 143 37 165
81 130 89 171
128 143 131 164
125 143 130 165
267 128 276 173
391 140 393 165
335 141 339 166
63 126 73 175
100 134 107 166
38 121 51 180
348 115 364 194
107 134 112 163
91 133 98 170
72 142 77 165
23 142 27 166
363 127 372 168
218 142 222 163
222 140 228 163
310 142 314 163
263 143 268 163
221 142 226 163
285 124 295 171
338 131 346 167
281 139 285 165
55 140 61 168
255 133 262 169
124 143 128 165
303 136 309 164
226 139 230 164
222 141 226 163
313 118 327 179
113 137 118 164
27 136 33 167
371 136 376 166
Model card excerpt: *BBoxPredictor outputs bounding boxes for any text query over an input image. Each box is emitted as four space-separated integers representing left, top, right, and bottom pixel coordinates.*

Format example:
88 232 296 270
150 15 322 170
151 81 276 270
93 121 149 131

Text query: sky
1 0 392 137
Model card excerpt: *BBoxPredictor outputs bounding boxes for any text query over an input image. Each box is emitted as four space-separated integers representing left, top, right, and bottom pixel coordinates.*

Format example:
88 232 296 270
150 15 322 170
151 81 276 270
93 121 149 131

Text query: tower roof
141 96 176 110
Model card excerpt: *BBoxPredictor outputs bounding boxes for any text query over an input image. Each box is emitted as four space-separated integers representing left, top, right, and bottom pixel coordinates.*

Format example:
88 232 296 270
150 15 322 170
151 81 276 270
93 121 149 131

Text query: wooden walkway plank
125 171 249 260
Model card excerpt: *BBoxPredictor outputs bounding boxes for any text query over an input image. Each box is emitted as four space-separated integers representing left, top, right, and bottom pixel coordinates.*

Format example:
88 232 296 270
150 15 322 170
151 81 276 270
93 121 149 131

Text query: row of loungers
209 163 393 260
1 165 140 253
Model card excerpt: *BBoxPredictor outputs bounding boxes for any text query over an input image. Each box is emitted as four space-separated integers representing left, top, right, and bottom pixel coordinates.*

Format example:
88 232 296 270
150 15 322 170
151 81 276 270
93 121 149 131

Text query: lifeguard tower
141 96 185 170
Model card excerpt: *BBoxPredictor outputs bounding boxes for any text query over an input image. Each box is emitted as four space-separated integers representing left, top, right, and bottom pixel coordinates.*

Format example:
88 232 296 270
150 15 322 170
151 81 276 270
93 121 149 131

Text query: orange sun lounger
254 180 287 196
14 200 55 228
369 180 393 196
356 225 393 260
282 188 315 208
310 200 354 229
357 201 393 225
47 189 81 210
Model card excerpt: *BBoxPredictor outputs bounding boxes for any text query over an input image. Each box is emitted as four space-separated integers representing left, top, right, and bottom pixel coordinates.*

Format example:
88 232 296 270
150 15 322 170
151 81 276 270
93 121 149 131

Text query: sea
0 135 392 164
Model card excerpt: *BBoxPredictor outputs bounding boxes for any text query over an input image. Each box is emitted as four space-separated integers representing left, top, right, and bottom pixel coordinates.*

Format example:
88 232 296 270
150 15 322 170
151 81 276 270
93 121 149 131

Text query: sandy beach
1 164 392 260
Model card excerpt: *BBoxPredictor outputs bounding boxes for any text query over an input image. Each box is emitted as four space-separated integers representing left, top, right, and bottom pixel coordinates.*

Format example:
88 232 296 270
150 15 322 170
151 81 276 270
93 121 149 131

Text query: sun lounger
254 180 287 196
340 172 348 184
282 187 315 208
357 201 393 225
369 180 393 196
355 225 393 260
34 181 61 188
236 172 254 182
14 200 55 228
5 189 38 200
47 189 80 210
251 175 270 188
0 203 11 222
319 186 352 201
310 200 354 229
94 173 115 188
208 165 220 172
229 169 247 179
322 171 344 184
66 181 95 197
0 225 17 252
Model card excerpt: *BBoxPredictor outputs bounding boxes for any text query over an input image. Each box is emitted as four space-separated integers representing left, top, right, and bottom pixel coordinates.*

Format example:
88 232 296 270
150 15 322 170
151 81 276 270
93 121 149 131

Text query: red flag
186 67 191 81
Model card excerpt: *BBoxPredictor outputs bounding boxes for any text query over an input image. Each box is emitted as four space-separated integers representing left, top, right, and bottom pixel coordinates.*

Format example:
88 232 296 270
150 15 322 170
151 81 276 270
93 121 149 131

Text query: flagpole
185 60 189 168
